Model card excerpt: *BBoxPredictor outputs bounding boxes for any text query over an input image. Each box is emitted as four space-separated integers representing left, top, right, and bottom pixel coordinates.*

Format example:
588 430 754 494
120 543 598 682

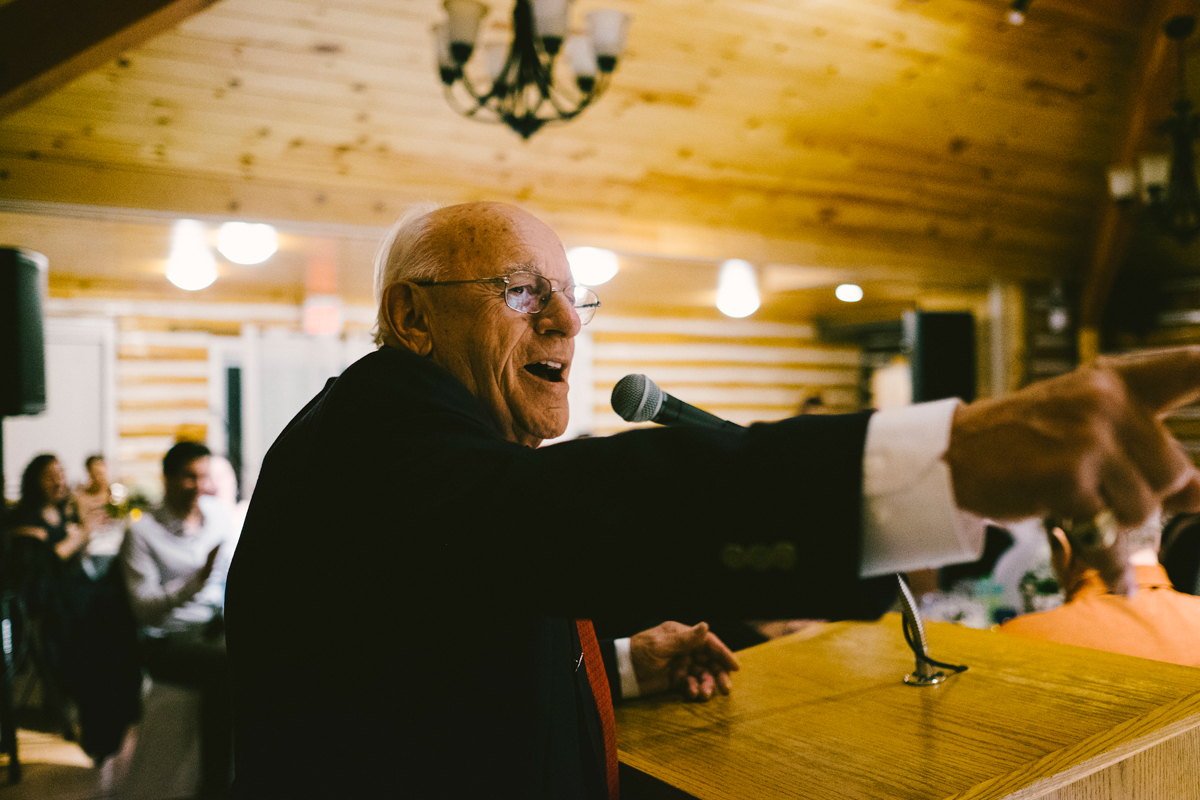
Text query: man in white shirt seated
119 441 238 800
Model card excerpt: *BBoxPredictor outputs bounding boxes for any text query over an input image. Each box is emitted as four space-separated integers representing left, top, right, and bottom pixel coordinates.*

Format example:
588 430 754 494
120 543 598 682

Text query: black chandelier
434 0 631 140
1150 15 1200 244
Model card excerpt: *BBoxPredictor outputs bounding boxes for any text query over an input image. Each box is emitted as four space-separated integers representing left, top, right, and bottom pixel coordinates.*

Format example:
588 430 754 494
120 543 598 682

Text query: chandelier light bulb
433 23 456 77
565 35 598 92
217 222 278 265
716 259 760 318
586 9 632 71
835 284 864 303
443 0 488 63
567 246 619 286
167 219 218 291
531 0 574 53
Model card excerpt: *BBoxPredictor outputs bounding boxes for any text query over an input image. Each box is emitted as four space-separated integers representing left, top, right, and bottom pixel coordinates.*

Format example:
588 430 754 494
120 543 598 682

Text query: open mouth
524 360 566 383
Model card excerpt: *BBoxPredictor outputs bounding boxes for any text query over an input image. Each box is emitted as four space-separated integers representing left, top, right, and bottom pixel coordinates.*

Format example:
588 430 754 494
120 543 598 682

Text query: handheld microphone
610 374 742 432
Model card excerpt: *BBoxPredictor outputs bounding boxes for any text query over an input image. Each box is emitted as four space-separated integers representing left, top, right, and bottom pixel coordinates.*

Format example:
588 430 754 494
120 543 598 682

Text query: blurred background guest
75 454 111 536
1160 512 1200 596
119 440 237 800
9 453 88 562
1000 513 1200 668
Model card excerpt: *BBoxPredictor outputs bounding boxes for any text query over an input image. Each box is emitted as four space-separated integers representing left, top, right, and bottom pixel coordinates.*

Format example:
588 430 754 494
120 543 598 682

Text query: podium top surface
615 615 1200 800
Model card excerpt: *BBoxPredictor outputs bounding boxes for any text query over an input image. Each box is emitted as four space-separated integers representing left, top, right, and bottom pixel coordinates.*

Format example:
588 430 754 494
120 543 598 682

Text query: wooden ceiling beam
1078 0 1200 355
0 0 218 120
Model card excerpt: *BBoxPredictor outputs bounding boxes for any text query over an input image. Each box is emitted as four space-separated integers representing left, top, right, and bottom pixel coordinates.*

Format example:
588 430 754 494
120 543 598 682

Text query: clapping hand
198 544 221 583
630 621 740 701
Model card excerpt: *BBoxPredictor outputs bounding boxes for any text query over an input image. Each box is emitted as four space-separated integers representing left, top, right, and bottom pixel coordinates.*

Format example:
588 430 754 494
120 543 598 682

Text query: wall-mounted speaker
905 310 976 404
0 247 48 417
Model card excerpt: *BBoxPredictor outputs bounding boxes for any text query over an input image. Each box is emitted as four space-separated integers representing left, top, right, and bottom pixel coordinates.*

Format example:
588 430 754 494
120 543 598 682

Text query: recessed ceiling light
835 284 863 303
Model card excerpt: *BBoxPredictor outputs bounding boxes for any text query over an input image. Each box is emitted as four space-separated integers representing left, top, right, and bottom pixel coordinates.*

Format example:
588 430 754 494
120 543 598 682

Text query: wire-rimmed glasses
415 270 601 324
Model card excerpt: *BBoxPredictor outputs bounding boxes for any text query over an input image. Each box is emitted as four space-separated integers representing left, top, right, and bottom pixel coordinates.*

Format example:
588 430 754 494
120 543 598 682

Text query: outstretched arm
947 345 1200 592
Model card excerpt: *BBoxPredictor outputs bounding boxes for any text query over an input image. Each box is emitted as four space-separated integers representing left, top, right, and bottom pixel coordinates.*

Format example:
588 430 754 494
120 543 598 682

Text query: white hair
372 201 444 346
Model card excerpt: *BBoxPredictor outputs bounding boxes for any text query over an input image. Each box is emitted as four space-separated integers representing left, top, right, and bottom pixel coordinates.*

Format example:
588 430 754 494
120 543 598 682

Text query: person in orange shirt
1000 512 1200 668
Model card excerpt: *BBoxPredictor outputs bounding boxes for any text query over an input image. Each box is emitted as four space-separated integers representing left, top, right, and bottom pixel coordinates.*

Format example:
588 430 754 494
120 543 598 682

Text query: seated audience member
9 453 88 561
76 454 112 536
1160 512 1200 596
1000 513 1200 667
5 453 139 760
119 441 237 799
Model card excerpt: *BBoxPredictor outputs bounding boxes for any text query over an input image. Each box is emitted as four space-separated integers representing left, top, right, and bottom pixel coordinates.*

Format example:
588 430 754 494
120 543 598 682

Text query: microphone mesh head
611 374 661 423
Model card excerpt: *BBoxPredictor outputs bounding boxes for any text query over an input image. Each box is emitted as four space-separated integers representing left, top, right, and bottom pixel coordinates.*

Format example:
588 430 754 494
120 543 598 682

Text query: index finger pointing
1101 346 1200 414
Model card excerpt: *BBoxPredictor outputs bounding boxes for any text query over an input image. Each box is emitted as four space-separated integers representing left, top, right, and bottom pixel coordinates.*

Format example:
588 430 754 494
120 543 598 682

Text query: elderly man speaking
226 202 1200 799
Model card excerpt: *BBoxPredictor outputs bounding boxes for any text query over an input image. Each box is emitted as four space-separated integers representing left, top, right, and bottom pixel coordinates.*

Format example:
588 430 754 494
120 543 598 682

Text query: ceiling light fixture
567 246 619 286
835 284 864 303
1107 16 1200 245
166 220 218 291
217 222 278 265
1007 0 1031 26
434 0 631 139
716 259 760 318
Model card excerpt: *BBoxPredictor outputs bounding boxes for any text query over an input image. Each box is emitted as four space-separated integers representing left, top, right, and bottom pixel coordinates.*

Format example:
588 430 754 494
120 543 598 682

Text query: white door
3 318 116 498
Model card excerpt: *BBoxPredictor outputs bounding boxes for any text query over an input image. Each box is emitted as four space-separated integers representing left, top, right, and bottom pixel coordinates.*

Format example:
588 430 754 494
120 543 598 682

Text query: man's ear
1047 524 1073 581
381 282 434 356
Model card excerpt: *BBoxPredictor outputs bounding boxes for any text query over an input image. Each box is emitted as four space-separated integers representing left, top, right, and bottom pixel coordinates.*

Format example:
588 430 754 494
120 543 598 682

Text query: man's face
164 456 212 516
87 459 108 486
421 204 581 447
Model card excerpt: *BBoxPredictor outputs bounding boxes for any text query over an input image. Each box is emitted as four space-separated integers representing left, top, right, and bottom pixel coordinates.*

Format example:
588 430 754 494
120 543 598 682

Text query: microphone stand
896 574 967 686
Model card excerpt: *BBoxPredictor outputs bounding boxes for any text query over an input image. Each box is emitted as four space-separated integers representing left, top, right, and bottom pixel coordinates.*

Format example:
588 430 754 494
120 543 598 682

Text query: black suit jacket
226 346 895 799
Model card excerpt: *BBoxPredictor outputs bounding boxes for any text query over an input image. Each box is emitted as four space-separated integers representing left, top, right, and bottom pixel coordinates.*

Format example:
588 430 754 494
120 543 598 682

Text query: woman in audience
75 454 112 537
5 453 140 760
9 453 89 560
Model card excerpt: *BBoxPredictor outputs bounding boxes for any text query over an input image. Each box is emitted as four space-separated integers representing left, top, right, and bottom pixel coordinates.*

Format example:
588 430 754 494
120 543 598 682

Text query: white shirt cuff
860 398 988 577
615 637 639 699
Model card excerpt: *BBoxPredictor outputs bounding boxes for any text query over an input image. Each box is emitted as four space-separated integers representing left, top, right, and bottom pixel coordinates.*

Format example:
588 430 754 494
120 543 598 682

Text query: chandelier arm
545 72 612 118
549 71 614 118
442 84 505 122
454 69 498 107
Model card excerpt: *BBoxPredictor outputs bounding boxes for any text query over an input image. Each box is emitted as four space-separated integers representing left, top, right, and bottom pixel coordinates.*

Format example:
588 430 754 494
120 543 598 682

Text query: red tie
576 619 619 800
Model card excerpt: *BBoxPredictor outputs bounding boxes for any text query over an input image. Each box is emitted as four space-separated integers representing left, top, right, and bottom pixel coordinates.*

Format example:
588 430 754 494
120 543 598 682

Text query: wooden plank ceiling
0 0 1168 319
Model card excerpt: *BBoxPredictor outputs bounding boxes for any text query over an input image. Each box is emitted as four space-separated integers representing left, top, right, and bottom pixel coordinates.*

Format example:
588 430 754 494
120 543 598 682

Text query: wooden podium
615 615 1200 799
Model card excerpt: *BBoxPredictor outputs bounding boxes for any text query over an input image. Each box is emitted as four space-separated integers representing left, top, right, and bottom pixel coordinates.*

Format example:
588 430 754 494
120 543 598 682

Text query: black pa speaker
0 247 48 416
905 310 976 404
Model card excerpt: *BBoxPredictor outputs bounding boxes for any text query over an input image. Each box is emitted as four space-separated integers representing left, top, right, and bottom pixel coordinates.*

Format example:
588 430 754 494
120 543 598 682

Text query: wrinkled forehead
430 204 569 282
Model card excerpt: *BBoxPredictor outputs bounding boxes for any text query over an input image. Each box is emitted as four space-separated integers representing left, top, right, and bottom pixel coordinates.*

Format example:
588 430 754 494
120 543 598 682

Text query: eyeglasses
415 270 601 324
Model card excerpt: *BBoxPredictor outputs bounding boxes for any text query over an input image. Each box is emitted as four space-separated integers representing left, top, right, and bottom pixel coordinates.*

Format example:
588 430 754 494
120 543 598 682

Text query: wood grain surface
615 615 1200 800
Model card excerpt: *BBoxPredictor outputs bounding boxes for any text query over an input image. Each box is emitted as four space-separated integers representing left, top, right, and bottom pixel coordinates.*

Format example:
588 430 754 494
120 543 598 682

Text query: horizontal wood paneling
589 314 859 435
